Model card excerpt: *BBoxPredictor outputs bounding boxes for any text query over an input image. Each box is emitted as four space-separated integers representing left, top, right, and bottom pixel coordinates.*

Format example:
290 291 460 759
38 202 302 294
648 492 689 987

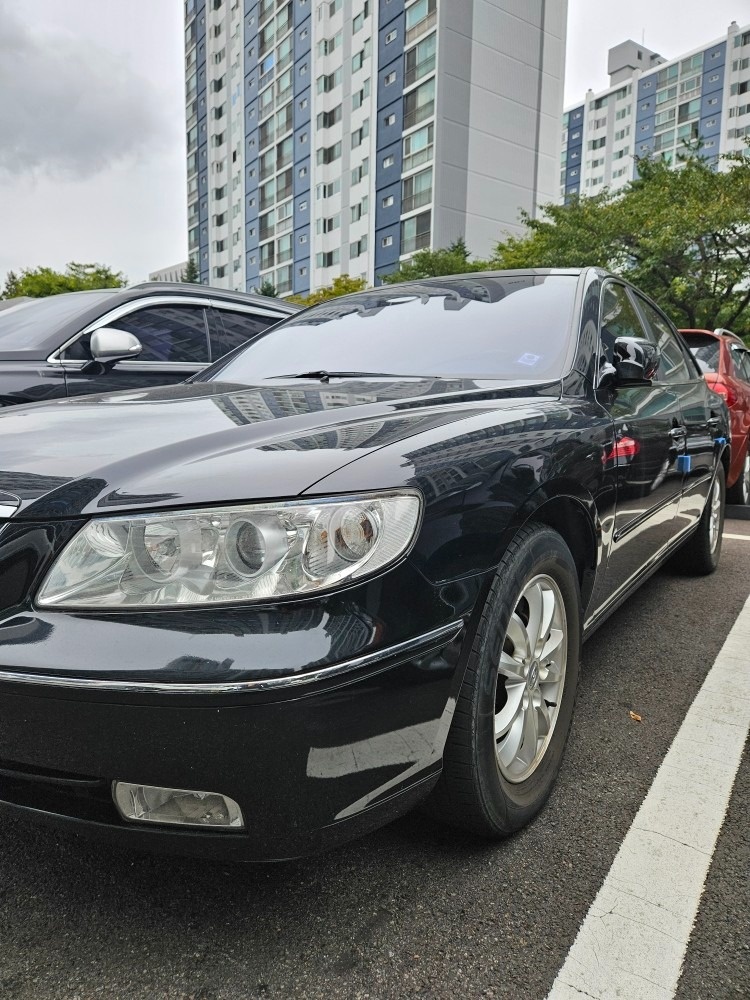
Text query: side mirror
89 327 143 364
612 336 660 383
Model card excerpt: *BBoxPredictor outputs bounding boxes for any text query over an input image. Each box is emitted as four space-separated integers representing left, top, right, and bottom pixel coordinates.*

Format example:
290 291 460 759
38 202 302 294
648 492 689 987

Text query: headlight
35 491 422 609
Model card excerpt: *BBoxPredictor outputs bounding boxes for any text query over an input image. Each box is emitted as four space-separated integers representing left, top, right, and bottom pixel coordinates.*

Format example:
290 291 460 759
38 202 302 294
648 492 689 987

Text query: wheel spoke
498 650 525 681
497 709 525 770
517 702 540 768
534 697 552 739
523 581 545 654
505 612 531 662
540 627 564 664
494 682 525 737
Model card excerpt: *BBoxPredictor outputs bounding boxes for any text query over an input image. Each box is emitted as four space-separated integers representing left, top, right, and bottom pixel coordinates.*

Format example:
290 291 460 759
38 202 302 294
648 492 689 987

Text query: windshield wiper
267 371 407 383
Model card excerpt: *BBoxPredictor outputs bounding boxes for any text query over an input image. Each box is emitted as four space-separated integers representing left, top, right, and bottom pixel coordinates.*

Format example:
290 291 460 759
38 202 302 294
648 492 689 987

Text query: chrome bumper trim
0 620 464 695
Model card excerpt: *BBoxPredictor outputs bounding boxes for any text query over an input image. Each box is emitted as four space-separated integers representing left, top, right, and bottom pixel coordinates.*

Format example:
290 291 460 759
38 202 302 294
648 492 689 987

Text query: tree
1 262 127 299
381 238 490 284
288 274 367 306
255 280 278 297
181 257 200 283
491 146 750 336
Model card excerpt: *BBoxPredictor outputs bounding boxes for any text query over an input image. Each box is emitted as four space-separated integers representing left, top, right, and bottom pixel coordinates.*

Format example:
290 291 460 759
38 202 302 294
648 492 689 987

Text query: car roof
126 282 300 313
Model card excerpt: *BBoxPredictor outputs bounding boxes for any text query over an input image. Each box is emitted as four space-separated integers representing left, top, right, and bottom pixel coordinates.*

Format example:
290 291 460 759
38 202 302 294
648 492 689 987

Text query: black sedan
0 269 729 861
0 282 297 407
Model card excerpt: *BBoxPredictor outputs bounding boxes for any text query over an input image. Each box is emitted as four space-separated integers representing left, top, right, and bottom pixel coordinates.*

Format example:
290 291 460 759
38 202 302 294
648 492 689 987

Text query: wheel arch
502 486 600 616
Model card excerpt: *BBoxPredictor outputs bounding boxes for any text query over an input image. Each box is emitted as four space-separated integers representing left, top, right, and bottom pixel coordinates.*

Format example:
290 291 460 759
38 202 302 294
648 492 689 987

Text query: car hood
0 378 557 520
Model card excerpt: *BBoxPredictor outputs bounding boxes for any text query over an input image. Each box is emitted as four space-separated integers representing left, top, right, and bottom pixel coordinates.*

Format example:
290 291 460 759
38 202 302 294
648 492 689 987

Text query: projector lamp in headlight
113 782 244 829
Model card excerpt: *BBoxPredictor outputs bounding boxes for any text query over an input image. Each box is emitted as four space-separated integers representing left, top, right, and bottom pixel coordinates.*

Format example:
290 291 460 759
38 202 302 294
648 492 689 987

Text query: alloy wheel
495 574 568 783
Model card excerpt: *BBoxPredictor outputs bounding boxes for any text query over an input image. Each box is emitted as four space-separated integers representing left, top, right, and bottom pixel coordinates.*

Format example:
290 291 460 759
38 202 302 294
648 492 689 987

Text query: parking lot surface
0 521 747 1000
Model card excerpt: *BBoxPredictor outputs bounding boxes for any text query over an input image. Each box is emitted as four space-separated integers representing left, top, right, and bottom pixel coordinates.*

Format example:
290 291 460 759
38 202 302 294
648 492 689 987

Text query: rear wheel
672 464 725 575
429 523 581 837
727 446 750 506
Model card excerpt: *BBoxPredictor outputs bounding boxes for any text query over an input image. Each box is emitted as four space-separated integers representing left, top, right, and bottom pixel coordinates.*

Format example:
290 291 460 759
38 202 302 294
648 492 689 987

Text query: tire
428 522 581 838
726 446 750 506
672 464 725 575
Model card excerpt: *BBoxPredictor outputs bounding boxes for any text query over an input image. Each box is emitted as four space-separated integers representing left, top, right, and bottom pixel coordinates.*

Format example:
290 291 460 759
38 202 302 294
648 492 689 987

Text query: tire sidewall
470 527 581 833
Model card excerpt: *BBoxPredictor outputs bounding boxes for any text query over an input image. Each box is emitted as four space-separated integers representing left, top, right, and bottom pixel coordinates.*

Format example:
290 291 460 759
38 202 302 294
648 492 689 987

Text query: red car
680 328 750 504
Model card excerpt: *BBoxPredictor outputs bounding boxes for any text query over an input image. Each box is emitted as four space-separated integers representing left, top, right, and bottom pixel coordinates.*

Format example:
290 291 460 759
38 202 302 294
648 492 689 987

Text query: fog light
113 781 244 829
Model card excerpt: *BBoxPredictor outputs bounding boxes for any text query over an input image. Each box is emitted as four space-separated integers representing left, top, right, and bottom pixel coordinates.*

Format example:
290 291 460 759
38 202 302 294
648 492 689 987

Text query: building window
385 113 396 126
385 71 396 85
382 194 394 207
385 29 397 44
381 235 393 247
383 154 395 167
316 250 340 268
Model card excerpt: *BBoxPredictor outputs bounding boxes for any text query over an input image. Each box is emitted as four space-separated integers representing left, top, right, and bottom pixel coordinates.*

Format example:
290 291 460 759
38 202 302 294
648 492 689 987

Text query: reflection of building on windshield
212 380 467 429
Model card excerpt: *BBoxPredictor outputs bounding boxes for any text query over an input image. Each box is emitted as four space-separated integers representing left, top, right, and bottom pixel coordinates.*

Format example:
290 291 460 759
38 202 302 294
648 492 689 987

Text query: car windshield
681 333 720 374
205 274 579 383
0 291 119 350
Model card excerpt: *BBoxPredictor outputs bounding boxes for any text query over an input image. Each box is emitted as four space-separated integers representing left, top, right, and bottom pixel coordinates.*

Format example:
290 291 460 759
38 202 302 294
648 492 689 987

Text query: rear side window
730 345 750 382
211 308 275 360
681 333 720 374
111 306 210 363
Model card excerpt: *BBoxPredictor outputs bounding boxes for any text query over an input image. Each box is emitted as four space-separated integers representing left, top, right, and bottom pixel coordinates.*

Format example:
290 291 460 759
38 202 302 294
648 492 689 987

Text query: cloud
0 0 177 179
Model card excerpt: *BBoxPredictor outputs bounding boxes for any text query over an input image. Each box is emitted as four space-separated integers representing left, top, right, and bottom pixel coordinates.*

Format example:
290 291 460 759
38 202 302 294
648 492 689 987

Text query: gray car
0 282 298 407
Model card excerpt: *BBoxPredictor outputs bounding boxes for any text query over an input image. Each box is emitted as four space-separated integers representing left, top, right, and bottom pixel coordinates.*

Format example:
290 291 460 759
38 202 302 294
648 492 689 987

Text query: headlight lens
36 491 422 609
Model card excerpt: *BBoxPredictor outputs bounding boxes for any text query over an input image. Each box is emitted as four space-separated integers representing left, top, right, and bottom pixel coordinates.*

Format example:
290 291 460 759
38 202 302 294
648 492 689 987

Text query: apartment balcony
404 55 436 89
401 189 432 214
275 183 293 202
405 9 437 45
402 145 433 173
401 231 431 255
259 223 275 242
403 101 434 131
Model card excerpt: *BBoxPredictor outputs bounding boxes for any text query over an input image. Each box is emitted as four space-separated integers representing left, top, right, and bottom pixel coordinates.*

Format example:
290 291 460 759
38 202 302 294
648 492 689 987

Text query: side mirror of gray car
89 327 143 365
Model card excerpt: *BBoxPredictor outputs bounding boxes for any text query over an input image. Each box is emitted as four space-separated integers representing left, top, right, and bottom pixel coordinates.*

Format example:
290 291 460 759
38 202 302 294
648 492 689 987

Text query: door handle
707 416 720 428
669 426 687 440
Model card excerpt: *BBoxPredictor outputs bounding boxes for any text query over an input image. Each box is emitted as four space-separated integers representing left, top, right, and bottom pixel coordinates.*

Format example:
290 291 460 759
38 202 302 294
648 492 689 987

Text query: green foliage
255 280 279 297
181 257 200 283
381 237 490 284
1 262 127 299
491 147 750 335
288 274 367 306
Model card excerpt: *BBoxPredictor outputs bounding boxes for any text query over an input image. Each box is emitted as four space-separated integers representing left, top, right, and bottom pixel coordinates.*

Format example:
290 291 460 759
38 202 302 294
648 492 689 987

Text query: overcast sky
0 0 745 284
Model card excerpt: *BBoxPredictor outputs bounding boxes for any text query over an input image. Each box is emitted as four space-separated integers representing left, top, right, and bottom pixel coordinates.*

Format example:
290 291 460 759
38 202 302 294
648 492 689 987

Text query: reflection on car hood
0 377 557 519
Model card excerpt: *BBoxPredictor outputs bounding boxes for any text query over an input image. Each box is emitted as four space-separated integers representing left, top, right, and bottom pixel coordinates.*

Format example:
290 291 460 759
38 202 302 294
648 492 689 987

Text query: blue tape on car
715 437 727 446
677 455 692 474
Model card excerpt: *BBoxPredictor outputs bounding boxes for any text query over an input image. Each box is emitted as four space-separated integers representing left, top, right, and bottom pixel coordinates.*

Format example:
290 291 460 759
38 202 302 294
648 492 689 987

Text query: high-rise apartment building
561 21 750 202
185 0 568 296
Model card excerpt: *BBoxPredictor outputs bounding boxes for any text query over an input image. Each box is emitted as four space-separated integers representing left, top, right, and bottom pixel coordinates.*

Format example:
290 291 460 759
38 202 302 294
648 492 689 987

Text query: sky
0 0 745 285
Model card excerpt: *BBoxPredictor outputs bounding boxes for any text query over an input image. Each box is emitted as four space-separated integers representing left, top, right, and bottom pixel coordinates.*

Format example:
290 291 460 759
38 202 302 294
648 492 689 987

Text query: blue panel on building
377 97 403 149
375 181 402 228
379 0 405 28
378 12 405 67
702 63 725 95
377 57 404 111
375 140 403 191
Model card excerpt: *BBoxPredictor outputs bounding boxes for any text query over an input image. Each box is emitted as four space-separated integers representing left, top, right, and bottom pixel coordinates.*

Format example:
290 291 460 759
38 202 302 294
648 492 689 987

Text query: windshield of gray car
205 275 579 383
0 291 119 350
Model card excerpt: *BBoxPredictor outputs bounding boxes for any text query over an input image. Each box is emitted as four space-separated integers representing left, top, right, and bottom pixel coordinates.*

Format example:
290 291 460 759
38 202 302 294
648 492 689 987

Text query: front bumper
0 620 465 860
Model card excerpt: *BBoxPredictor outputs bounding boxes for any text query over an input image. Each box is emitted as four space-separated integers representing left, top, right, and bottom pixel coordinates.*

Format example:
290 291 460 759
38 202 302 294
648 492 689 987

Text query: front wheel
429 523 581 837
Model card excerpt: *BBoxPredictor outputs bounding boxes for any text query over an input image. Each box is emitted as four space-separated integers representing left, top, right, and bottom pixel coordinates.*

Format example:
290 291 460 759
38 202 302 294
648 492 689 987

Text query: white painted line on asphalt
547 595 750 1000
723 532 750 541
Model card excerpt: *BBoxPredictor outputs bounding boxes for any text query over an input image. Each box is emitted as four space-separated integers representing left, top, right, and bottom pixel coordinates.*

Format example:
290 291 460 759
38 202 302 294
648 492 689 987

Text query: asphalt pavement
0 522 747 1000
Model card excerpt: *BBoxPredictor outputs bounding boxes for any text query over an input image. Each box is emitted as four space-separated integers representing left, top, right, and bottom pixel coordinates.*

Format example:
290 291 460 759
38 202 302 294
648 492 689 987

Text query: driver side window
599 282 650 369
